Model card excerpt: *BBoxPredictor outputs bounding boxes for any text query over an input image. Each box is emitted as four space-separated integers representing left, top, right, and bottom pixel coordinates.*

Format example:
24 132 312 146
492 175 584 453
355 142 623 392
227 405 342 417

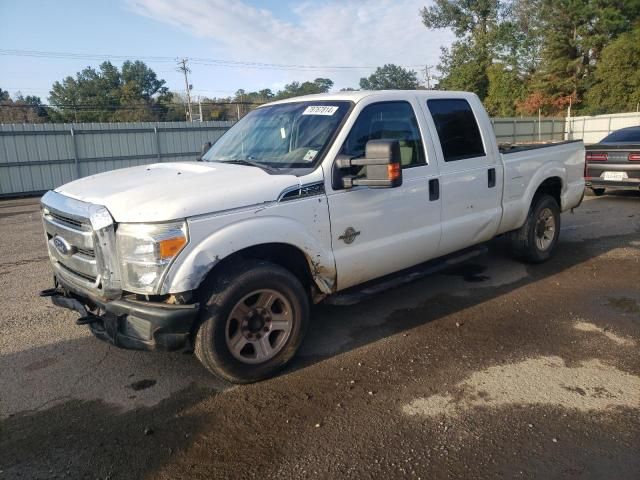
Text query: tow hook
39 288 61 297
76 315 102 326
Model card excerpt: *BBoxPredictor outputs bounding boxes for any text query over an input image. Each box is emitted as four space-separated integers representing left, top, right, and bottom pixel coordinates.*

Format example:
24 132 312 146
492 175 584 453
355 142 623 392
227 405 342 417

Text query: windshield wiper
219 159 277 173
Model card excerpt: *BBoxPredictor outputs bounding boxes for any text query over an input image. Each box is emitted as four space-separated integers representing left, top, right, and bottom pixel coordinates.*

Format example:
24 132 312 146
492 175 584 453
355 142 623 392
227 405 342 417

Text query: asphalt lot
1 191 639 479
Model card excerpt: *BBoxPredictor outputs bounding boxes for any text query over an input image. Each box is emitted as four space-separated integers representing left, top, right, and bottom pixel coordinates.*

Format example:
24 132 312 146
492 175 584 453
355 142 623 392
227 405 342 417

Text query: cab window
426 99 485 162
340 101 426 168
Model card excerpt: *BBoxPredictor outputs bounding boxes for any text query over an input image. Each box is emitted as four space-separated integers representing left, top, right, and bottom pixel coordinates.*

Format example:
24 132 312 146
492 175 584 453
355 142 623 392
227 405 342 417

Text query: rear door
326 98 442 290
422 98 503 256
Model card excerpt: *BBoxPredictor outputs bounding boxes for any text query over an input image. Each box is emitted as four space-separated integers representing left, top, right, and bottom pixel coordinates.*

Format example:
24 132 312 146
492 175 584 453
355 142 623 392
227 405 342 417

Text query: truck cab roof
266 89 479 106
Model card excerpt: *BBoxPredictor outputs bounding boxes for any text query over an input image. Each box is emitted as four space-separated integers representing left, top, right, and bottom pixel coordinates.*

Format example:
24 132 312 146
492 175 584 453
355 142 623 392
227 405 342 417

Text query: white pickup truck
40 90 585 383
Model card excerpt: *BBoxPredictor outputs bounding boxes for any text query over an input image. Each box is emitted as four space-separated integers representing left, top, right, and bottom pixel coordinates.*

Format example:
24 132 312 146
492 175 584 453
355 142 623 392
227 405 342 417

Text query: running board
324 245 488 306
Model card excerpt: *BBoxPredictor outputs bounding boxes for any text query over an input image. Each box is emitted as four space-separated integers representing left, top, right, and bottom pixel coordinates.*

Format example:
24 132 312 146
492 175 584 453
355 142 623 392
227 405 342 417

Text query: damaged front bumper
42 275 199 352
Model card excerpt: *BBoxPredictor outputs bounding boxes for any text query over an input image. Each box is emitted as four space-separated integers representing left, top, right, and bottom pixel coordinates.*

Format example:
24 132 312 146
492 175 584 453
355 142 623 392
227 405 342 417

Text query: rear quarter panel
498 141 585 234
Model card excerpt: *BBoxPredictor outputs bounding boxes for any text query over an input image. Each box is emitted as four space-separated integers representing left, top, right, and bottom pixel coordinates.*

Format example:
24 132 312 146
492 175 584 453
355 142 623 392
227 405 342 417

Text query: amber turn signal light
388 162 401 181
159 236 187 259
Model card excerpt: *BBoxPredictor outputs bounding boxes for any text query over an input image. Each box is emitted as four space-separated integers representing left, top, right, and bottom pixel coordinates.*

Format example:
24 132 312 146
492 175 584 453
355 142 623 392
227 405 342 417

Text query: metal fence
0 121 234 196
2 112 640 197
566 111 640 144
491 117 566 144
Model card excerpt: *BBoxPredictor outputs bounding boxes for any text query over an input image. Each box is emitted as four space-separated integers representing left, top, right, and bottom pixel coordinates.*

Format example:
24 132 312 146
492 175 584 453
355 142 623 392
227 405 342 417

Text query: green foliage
48 61 169 122
0 91 48 123
484 64 526 116
425 0 640 114
359 64 419 90
436 41 491 97
274 78 334 99
584 27 640 113
422 0 500 99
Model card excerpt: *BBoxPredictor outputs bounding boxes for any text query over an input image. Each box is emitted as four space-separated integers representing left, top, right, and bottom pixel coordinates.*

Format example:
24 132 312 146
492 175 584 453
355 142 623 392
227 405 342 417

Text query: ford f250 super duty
40 90 585 383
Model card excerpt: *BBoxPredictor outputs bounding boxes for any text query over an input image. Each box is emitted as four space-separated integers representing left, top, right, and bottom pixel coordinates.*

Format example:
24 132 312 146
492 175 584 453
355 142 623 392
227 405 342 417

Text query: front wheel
509 194 561 263
194 260 309 383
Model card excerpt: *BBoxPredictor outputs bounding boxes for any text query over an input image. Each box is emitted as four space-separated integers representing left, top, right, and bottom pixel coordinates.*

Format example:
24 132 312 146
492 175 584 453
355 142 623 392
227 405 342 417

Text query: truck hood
55 162 301 222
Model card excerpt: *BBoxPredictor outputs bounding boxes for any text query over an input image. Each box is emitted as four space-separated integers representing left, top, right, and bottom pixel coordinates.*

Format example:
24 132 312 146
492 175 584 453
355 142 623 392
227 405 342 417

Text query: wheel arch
533 176 562 206
198 243 318 298
161 216 337 298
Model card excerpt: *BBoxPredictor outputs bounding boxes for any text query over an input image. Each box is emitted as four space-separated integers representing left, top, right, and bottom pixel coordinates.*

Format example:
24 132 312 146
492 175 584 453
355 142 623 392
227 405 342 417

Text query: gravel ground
1 191 639 479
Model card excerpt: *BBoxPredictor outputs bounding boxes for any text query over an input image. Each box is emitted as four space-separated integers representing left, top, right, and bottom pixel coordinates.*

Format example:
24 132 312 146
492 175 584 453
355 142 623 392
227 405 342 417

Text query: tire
194 259 309 384
592 188 606 197
509 194 561 264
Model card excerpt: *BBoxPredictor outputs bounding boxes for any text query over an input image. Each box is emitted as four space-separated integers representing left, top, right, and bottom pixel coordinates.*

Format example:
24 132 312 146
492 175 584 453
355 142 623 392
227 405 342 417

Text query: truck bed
499 140 582 154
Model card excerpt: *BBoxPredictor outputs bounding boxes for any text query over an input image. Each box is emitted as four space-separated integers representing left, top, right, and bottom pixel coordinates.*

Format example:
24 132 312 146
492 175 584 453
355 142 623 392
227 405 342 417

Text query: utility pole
424 65 434 90
198 96 203 122
177 58 193 122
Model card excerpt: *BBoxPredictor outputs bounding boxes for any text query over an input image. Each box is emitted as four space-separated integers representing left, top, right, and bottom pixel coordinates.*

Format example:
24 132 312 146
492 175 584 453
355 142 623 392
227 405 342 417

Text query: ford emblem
53 235 72 256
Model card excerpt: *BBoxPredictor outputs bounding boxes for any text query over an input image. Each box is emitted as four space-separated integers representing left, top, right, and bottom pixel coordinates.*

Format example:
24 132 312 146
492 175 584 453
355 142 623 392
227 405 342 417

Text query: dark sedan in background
585 126 640 196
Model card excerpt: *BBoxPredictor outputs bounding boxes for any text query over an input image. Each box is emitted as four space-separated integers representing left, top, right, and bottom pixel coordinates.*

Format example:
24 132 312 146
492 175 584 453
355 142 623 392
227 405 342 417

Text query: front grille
42 198 99 291
47 211 89 231
76 247 96 258
58 262 97 283
41 191 121 299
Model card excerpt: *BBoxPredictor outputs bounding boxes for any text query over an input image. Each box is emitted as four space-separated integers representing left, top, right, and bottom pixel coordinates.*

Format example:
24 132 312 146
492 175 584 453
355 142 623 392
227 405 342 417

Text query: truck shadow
295 228 639 369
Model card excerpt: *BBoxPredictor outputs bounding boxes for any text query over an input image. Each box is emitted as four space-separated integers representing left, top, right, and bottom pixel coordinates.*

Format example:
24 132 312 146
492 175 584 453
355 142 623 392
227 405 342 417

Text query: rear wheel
194 260 309 383
592 188 606 196
509 194 561 263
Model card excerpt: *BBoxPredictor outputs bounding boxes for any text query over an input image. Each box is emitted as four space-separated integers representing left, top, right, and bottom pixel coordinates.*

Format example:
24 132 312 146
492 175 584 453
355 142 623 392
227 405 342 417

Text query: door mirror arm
335 139 403 189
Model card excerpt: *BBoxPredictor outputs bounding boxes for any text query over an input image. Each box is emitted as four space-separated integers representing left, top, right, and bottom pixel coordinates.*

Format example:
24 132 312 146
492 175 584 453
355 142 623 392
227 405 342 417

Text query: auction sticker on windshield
303 149 318 161
303 105 339 115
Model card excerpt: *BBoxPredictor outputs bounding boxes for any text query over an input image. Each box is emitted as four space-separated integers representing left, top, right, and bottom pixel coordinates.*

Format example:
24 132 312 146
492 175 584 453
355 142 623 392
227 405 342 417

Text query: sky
0 0 454 101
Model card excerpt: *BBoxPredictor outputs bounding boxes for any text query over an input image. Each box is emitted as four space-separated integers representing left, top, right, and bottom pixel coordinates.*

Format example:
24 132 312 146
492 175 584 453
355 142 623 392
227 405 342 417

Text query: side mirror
197 141 212 161
336 139 402 189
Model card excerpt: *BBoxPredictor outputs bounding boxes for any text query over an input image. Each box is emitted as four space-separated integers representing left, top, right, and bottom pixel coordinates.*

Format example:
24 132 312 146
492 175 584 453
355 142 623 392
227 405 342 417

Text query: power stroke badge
339 227 361 245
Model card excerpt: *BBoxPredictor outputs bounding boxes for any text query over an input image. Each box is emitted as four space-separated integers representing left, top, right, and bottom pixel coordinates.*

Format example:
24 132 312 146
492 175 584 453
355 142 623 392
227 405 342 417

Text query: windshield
601 127 640 143
202 101 351 171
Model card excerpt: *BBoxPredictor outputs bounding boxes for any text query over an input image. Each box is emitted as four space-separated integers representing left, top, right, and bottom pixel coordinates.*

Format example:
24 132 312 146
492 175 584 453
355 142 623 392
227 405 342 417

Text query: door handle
488 168 496 188
429 179 439 201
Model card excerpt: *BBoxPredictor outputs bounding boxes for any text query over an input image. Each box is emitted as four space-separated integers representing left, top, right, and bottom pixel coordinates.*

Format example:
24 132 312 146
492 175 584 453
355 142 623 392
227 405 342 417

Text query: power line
1 101 264 110
0 48 425 72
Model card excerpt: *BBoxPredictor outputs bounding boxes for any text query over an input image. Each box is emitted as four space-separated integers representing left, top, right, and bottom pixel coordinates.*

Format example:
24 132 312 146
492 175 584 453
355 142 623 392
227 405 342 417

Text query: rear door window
427 99 485 162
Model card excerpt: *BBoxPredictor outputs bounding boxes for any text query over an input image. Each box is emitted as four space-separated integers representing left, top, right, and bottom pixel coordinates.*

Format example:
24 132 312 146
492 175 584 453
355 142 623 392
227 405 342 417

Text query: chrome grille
41 192 100 292
47 211 88 231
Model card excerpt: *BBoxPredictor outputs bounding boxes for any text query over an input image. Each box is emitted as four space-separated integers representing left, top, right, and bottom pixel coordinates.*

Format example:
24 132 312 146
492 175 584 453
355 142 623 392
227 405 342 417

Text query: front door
326 99 442 290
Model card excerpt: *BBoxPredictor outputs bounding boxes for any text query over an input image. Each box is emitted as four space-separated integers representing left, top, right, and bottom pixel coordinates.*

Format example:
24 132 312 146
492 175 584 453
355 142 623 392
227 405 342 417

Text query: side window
427 99 485 162
340 101 426 168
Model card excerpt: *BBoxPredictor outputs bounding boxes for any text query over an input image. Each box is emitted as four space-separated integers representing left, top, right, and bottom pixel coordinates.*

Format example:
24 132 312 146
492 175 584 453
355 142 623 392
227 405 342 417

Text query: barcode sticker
303 149 318 161
302 106 339 116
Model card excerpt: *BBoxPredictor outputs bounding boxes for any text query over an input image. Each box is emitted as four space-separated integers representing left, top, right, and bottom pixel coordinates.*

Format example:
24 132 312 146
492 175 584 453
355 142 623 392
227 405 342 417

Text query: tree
435 40 491 94
274 78 334 99
484 63 526 116
48 61 169 122
359 64 419 90
0 91 48 123
532 0 640 114
584 27 640 114
422 0 501 99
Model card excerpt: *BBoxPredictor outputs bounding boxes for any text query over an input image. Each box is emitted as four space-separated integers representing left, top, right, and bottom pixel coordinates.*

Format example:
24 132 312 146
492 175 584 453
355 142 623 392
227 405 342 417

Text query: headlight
116 221 188 294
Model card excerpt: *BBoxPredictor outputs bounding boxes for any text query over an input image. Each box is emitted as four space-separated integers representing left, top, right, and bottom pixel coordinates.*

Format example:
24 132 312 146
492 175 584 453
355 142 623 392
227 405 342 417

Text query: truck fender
161 215 337 295
501 164 566 234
